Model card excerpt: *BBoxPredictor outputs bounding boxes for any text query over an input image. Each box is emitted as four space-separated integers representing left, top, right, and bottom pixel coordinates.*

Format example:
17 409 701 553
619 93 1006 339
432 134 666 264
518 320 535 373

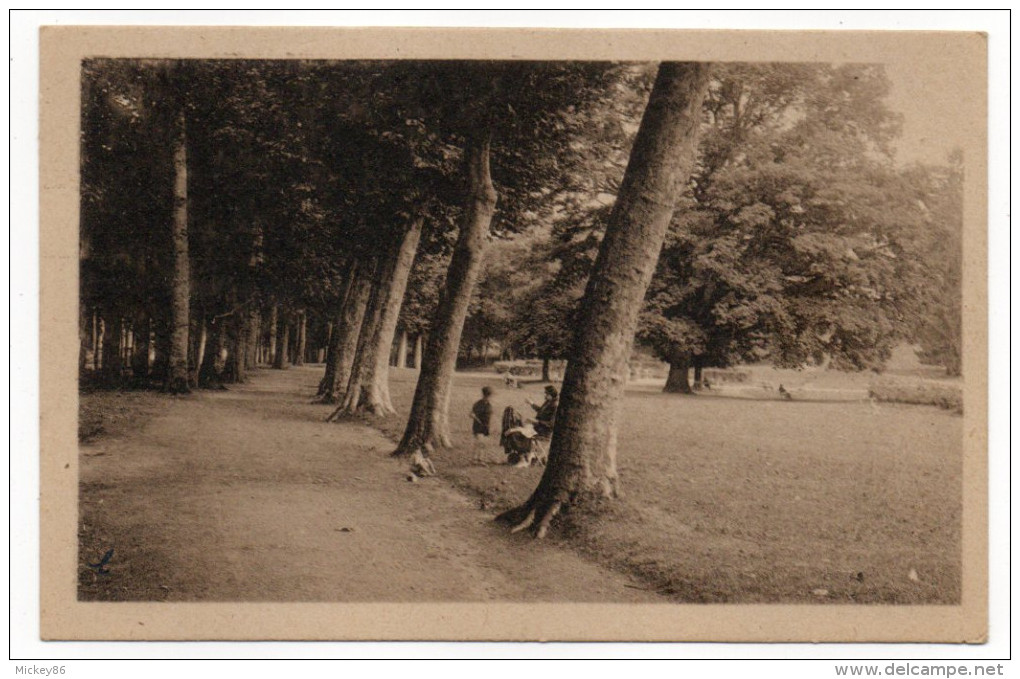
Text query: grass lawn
376 366 963 604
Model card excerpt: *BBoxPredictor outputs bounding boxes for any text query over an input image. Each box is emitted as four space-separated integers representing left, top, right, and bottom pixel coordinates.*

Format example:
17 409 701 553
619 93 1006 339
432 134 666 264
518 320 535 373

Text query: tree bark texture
412 334 423 369
273 312 290 370
245 305 261 370
394 133 496 456
294 310 307 367
395 330 408 368
267 304 278 366
188 314 206 387
338 269 387 413
321 264 373 405
317 269 356 394
102 316 124 381
198 318 227 388
225 306 249 384
341 215 423 416
164 108 191 394
131 314 151 378
318 315 343 395
663 355 692 393
497 62 711 537
91 310 102 371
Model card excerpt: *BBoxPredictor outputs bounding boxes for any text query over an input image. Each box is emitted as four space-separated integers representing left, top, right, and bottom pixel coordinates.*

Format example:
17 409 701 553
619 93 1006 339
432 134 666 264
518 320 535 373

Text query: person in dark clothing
470 386 494 462
526 385 558 437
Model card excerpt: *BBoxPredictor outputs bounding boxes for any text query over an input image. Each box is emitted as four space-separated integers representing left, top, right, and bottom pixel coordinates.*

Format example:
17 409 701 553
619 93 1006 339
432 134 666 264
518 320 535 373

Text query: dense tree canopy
81 61 963 406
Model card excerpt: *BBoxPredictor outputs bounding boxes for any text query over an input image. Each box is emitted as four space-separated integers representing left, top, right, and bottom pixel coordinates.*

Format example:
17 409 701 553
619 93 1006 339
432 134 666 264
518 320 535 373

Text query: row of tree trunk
80 301 340 387
321 216 425 418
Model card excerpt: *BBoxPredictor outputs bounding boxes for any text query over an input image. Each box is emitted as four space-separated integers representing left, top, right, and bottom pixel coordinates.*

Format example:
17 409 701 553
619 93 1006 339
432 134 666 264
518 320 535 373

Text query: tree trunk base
162 376 191 395
496 481 618 539
340 385 398 418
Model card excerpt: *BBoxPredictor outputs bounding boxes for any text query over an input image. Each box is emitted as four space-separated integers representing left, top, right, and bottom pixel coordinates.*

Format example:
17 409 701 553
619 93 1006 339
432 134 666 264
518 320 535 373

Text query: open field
376 366 963 604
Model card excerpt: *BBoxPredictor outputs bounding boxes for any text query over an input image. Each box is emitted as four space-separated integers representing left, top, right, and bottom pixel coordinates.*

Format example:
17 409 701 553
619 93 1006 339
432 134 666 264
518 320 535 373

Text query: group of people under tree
80 56 962 538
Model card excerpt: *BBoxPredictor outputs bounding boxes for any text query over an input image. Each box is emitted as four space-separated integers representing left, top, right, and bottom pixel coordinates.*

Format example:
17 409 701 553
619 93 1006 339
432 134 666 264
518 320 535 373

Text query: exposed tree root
497 496 564 539
409 449 436 477
509 509 535 534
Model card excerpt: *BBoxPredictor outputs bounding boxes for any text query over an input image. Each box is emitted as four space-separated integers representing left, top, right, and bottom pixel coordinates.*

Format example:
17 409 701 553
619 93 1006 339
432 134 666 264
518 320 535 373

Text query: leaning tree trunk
394 133 496 456
341 215 423 416
337 270 387 414
321 265 373 405
497 62 711 538
664 355 692 393
164 108 191 394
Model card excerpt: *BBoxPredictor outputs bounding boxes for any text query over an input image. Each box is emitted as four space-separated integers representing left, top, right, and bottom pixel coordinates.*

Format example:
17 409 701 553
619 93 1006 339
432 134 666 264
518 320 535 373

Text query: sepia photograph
32 21 990 645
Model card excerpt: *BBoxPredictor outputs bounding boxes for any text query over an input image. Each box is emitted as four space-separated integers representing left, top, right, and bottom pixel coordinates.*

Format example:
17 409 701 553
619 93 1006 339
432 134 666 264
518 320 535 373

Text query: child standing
470 386 494 462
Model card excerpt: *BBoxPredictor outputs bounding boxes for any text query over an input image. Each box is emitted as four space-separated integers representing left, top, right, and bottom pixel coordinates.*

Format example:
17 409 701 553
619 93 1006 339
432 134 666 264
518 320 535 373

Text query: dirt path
78 366 660 603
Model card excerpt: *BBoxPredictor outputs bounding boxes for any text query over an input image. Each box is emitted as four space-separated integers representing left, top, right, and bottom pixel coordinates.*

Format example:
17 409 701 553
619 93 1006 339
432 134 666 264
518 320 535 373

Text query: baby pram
500 407 548 467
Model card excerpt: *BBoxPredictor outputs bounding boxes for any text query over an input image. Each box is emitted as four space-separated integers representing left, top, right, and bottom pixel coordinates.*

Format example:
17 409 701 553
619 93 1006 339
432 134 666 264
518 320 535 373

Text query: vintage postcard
39 25 987 642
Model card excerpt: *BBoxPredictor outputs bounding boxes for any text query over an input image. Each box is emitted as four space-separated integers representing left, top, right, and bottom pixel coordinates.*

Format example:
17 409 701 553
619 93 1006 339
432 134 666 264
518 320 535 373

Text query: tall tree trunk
198 318 227 388
101 316 123 382
412 334 423 369
317 269 356 394
541 357 551 383
294 310 307 367
245 304 261 370
192 315 207 386
692 362 704 391
225 308 248 384
91 308 101 371
497 62 711 537
318 316 343 395
394 133 496 456
267 303 278 366
152 314 170 379
79 306 94 374
321 266 373 404
338 270 387 413
395 329 408 368
273 311 290 370
164 108 191 394
663 355 692 394
132 313 151 378
341 215 423 416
